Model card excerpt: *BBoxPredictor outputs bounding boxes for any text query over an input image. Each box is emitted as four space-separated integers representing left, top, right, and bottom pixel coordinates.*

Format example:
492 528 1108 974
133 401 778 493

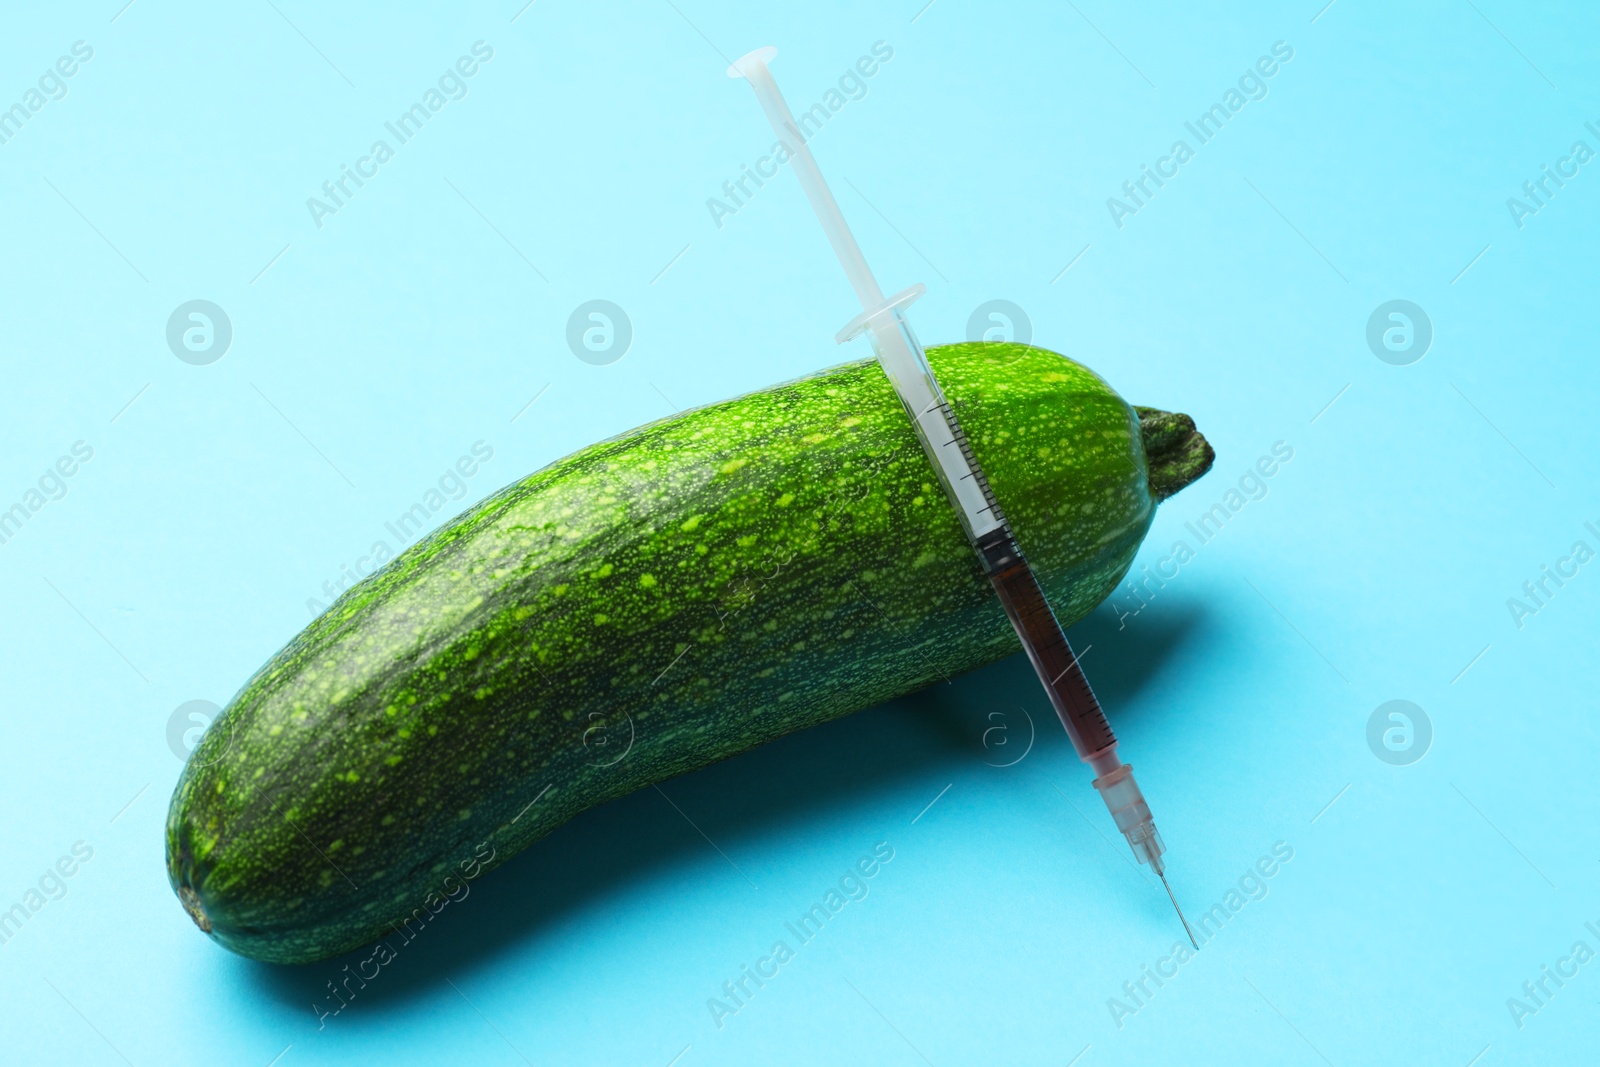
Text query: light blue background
2 1 1597 1064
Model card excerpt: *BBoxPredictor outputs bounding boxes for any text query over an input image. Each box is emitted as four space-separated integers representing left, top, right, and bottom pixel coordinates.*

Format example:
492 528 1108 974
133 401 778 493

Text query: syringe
730 47 1197 949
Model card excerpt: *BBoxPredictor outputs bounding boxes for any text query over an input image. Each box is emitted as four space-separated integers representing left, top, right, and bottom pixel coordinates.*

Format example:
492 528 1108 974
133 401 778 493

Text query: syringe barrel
859 307 1005 544
859 308 1123 771
986 552 1119 763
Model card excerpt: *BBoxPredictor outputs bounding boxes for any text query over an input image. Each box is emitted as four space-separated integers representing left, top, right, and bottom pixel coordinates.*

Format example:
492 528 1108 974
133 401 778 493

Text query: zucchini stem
1136 407 1215 502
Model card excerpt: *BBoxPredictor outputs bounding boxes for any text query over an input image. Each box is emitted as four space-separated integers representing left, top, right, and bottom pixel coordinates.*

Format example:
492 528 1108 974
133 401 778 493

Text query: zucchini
166 341 1213 964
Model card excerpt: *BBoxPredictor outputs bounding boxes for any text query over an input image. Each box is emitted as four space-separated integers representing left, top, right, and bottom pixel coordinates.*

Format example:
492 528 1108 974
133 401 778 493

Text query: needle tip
1158 869 1199 951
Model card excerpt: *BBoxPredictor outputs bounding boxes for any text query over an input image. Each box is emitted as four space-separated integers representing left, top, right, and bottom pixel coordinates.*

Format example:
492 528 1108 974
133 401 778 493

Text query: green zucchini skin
166 342 1212 964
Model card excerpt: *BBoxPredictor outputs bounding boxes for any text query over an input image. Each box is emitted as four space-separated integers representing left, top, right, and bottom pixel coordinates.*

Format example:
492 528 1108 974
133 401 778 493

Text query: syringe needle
1158 869 1199 951
729 45 1193 949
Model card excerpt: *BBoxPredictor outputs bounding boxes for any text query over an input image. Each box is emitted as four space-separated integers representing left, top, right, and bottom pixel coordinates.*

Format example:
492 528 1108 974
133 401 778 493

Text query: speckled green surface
165 342 1212 964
